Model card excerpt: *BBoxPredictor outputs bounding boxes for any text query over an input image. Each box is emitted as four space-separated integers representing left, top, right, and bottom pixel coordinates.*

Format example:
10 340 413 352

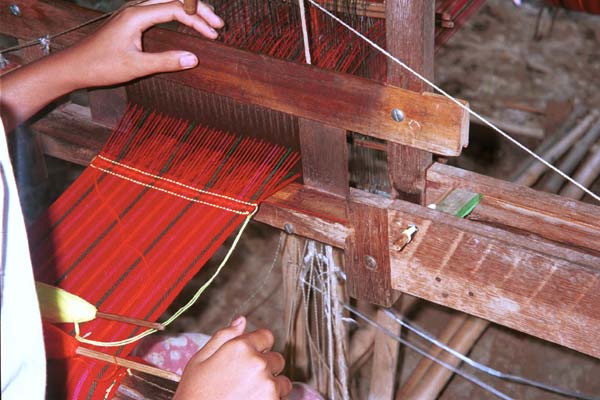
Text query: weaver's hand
173 316 293 400
69 0 224 87
0 0 223 131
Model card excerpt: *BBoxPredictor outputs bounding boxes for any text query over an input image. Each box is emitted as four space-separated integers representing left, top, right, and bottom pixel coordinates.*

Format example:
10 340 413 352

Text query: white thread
95 155 257 207
300 279 513 400
0 53 8 68
38 35 50 55
382 309 595 400
298 0 312 64
89 163 254 215
306 0 599 203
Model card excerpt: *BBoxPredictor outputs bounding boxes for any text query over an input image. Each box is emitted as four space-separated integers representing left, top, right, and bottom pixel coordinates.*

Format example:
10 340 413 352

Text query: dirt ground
14 0 600 398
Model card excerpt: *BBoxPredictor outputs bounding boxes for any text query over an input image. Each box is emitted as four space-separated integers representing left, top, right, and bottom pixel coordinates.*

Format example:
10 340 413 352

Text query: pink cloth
134 333 324 400
134 333 210 376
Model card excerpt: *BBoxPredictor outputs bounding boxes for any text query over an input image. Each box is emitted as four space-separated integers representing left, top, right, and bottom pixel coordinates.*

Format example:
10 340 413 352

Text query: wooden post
386 0 435 204
298 118 348 197
282 234 310 381
365 3 436 398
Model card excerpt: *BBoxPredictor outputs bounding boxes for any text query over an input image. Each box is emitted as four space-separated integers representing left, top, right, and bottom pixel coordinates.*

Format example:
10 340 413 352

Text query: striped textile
30 105 299 399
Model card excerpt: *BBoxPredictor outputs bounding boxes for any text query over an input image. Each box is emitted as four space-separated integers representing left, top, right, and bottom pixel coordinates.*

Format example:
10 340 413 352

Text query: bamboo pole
560 143 600 199
76 347 181 382
394 313 468 399
95 311 165 331
514 110 599 187
400 318 489 400
510 103 587 182
542 119 600 193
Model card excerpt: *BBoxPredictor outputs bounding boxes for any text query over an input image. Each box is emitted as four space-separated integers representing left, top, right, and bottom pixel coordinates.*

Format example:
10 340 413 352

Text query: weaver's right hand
173 316 292 400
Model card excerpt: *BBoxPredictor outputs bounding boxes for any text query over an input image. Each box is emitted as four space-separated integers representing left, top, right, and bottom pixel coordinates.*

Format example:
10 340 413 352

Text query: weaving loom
2 0 600 399
30 105 299 398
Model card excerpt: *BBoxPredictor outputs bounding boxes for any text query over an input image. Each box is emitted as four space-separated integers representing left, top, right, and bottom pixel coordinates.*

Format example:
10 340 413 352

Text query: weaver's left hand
0 0 224 131
68 0 225 87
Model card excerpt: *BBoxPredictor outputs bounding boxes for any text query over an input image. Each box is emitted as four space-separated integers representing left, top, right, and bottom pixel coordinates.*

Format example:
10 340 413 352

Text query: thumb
191 316 247 364
138 50 198 75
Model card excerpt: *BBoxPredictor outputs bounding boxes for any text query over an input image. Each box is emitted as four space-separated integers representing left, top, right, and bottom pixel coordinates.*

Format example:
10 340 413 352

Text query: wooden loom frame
1 0 599 394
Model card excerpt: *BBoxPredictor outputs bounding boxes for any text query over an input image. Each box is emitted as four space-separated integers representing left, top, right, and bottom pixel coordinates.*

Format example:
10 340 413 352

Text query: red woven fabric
30 105 299 399
545 0 600 14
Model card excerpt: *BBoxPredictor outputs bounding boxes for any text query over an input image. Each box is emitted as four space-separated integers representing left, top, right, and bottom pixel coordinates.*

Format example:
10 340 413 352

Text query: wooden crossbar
0 0 469 156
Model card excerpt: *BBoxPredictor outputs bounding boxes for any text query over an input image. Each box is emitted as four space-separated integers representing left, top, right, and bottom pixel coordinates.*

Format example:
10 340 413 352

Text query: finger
242 328 275 353
124 2 219 39
262 351 285 376
190 316 247 364
196 1 224 28
134 0 223 28
137 50 198 75
274 375 293 398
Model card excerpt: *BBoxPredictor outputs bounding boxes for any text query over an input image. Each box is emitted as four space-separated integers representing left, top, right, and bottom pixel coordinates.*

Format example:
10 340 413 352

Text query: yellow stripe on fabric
94 155 257 207
89 164 254 215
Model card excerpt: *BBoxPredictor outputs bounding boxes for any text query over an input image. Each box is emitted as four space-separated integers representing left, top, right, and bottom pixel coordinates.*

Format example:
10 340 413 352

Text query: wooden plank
387 199 600 359
298 118 348 198
31 103 109 165
256 183 350 249
427 163 600 254
0 0 469 156
345 202 397 306
386 0 436 204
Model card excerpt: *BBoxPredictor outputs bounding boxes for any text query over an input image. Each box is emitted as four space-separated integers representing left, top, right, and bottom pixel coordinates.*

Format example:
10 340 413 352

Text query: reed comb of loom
43 322 180 382
36 282 165 331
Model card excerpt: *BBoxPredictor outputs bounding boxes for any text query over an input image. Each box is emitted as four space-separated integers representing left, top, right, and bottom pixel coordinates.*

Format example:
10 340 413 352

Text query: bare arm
0 0 224 131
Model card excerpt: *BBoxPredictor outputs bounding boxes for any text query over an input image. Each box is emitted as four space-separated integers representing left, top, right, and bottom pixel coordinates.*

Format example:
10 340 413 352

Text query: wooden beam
387 199 600 359
0 0 469 156
427 163 600 254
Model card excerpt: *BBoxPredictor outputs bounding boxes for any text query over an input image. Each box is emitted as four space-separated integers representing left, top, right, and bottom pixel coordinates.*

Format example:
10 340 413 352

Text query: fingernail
231 316 244 327
210 27 217 35
179 53 198 68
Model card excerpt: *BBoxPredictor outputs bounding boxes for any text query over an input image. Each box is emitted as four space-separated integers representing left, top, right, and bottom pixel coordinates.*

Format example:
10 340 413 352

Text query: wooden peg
184 0 197 15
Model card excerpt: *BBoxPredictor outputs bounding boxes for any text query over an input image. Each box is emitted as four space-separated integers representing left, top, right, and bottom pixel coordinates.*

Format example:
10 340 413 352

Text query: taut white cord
298 0 313 64
306 0 599 203
383 309 597 400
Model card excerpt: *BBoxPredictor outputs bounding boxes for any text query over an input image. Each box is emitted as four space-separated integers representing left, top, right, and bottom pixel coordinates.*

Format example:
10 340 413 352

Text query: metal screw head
391 108 405 122
9 4 21 16
283 223 294 235
364 255 377 270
